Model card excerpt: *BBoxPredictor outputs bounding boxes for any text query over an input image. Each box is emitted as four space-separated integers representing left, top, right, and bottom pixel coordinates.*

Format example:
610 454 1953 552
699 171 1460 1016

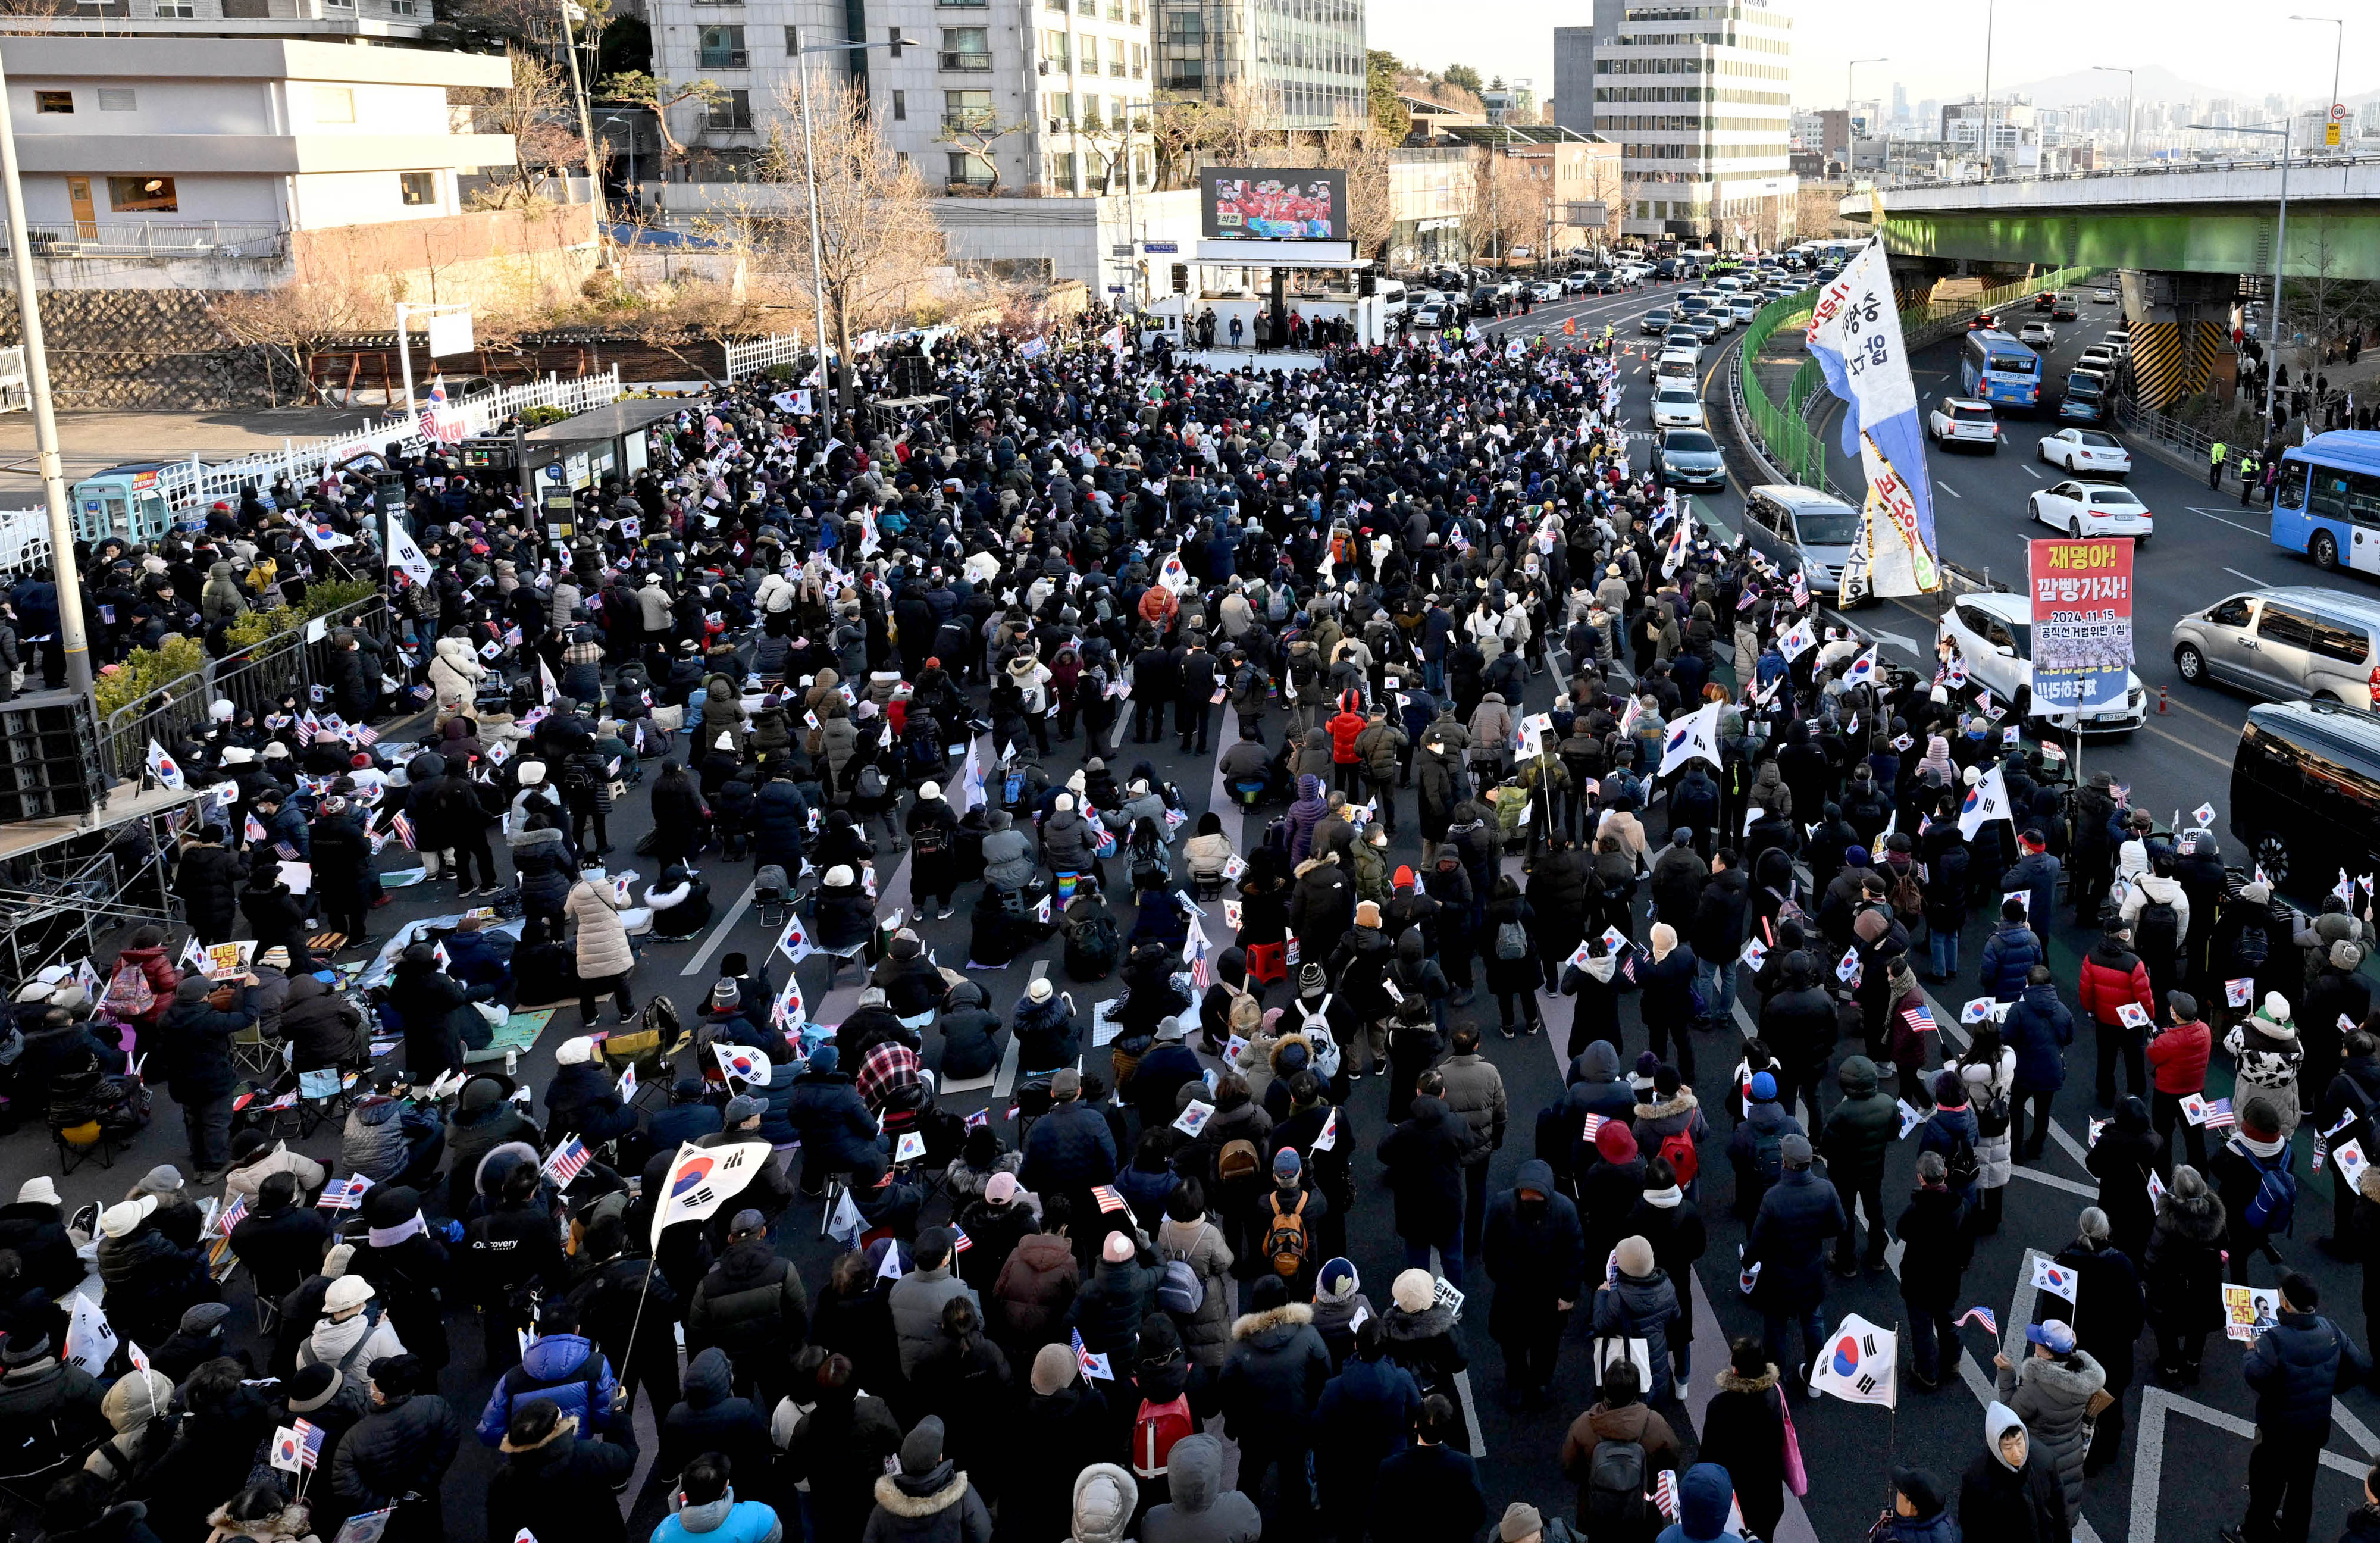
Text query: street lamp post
1979 0 1996 181
2189 119 2293 434
600 114 638 215
2091 65 2134 168
2290 15 2344 161
1846 57 1887 177
786 28 908 429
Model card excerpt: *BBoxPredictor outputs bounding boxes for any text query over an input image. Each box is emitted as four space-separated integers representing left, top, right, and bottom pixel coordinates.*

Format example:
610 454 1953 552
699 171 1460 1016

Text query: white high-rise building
1582 0 1795 247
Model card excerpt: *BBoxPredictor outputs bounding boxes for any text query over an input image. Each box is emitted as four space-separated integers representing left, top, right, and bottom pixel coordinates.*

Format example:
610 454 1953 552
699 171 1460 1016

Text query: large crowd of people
5 306 2379 1543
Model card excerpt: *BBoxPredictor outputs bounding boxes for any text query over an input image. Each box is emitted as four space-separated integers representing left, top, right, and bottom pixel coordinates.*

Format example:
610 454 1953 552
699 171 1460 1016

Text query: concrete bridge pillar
2118 270 2237 411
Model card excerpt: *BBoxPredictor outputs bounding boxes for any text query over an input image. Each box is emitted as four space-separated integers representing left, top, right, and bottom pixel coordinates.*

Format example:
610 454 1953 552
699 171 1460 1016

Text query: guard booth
70 464 183 545
516 399 687 497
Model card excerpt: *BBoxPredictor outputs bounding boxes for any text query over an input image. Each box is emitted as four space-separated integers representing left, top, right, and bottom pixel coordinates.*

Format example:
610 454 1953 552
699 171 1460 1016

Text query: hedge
95 577 384 721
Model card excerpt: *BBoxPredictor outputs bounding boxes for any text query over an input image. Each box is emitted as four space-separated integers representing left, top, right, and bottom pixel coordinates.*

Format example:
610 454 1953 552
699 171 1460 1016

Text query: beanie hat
1780 1132 1814 1165
1500 1504 1545 1543
1316 1258 1358 1302
1749 1071 1777 1102
555 1036 596 1066
1355 900 1381 927
1055 793 1076 813
1299 962 1326 993
1102 1232 1135 1264
1031 1341 1078 1395
1391 1267 1435 1314
809 1044 840 1075
2168 990 2199 1022
1393 865 1415 888
709 980 740 1010
1615 1235 1655 1278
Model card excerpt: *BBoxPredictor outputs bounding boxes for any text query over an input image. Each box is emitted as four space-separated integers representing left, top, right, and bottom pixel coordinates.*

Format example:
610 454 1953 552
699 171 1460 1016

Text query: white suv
1928 396 2000 452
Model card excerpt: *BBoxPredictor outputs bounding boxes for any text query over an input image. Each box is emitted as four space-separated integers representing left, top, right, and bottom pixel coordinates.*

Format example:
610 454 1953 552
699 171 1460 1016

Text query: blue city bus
2271 430 2380 576
1960 329 2043 409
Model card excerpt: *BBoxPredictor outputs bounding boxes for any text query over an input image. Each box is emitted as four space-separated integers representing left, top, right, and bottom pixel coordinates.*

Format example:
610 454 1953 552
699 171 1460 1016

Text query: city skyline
1371 0 2373 117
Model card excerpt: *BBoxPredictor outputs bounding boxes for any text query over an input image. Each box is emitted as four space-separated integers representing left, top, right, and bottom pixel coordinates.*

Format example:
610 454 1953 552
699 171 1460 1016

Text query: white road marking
2025 465 2043 480
2223 568 2269 587
1938 482 1964 499
2129 1388 2370 1543
2184 506 2272 537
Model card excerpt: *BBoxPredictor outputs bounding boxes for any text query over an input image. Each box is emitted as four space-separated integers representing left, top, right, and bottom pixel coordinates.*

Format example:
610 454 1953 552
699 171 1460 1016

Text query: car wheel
2070 518 2084 537
2313 530 2341 571
2012 687 2032 721
2175 644 2206 683
2035 442 2048 463
2253 831 2291 886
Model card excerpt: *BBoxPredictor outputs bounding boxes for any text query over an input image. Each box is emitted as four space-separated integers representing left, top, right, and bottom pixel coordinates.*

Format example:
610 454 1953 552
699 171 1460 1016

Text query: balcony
8 221 286 259
939 50 992 70
1108 61 1125 75
699 47 749 67
942 111 998 133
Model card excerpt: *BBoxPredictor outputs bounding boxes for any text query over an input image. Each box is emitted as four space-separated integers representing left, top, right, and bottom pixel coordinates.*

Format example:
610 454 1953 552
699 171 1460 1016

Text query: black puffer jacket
511 827 577 917
95 1227 213 1348
332 1390 465 1517
280 974 365 1072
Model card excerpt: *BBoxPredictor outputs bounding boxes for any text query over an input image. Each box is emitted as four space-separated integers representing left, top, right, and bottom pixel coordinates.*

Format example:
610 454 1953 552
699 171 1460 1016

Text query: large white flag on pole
648 1140 781 1249
1657 700 1723 777
954 736 988 816
1958 764 2013 840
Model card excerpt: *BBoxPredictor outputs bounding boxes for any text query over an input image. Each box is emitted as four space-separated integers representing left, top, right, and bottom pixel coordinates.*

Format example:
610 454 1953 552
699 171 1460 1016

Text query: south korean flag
1806 1312 1897 1408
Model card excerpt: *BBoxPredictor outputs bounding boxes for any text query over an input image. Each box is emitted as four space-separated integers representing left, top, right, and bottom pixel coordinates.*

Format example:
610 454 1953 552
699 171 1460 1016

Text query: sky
1367 0 2376 111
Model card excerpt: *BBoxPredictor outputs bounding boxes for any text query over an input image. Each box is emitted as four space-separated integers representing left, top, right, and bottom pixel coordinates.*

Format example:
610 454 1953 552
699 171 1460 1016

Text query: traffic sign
2331 103 2349 121
2328 122 2343 147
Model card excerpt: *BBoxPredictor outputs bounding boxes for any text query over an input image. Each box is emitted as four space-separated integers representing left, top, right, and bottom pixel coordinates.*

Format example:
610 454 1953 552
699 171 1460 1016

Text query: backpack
561 758 596 796
911 821 950 856
102 960 156 1019
853 765 887 802
1495 919 1530 960
1750 1122 1786 1182
2134 893 2181 966
1657 1128 1699 1188
1066 911 1120 979
1130 843 1170 893
2234 915 2271 970
1132 1394 1195 1481
1943 1128 1981 1193
2243 1146 2298 1235
1970 1076 2012 1139
1889 868 1926 926
1216 1138 1262 1185
1155 1259 1205 1316
1263 1191 1310 1277
1584 1435 1649 1538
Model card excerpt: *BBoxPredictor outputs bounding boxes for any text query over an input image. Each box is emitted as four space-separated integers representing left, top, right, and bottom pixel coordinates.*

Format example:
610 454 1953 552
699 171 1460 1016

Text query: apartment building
1154 0 1366 131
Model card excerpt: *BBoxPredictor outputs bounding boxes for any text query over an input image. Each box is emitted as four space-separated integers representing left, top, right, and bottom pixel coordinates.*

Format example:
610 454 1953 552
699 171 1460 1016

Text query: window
785 25 803 52
706 90 753 130
2207 597 2255 630
948 151 993 187
152 0 192 13
940 27 989 69
2311 615 2372 666
33 92 71 115
1053 151 1078 190
698 26 747 67
891 89 907 120
2258 606 2317 650
96 88 136 111
107 176 177 212
314 86 355 123
888 24 903 57
1078 34 1097 68
399 171 438 206
943 89 992 130
2277 460 2310 512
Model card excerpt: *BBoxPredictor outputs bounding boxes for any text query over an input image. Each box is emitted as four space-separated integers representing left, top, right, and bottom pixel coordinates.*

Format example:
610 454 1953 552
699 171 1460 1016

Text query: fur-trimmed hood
1714 1364 1778 1396
1230 1301 1315 1341
1633 1090 1698 1123
1293 853 1338 878
2156 1188 2227 1244
870 1470 972 1518
1385 1302 1457 1341
499 1411 577 1454
204 1500 314 1543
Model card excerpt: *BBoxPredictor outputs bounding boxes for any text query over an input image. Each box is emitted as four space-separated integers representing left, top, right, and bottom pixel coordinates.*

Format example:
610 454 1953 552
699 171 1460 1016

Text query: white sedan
2031 479 2152 538
1652 384 1706 429
2036 428 2132 475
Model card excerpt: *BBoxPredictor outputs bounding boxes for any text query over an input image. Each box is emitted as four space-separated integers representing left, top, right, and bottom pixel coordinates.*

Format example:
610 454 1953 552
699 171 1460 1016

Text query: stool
54 1119 117 1173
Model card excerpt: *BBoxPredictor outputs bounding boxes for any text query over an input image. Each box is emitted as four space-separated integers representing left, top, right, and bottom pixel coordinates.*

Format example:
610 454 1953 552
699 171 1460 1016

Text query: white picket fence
0 370 627 579
724 333 806 383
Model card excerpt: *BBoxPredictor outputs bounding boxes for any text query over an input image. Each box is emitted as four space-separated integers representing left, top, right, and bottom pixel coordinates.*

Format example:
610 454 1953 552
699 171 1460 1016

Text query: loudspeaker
0 689 104 824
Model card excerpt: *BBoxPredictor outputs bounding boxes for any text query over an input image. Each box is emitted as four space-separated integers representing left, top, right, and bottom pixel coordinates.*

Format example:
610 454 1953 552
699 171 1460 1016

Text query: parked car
1940 591 2147 734
2174 587 2380 712
2229 700 2380 887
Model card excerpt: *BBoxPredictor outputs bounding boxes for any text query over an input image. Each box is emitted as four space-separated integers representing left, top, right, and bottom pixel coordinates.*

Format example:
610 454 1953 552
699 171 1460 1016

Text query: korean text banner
1805 239 1940 598
2028 536 2134 716
1202 168 1346 242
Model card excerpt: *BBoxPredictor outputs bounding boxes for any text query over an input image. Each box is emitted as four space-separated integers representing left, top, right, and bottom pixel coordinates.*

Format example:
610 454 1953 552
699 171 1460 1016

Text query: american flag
1617 951 1637 983
296 713 318 746
389 812 416 849
215 1194 249 1237
1071 1328 1111 1379
275 841 300 860
292 1418 325 1470
542 1137 591 1185
355 723 380 747
1580 1113 1605 1143
963 1109 989 1130
314 1175 372 1210
1956 1306 1999 1336
949 1225 973 1255
1091 1185 1128 1215
2201 1097 2237 1130
418 377 452 442
1185 927 1213 990
1900 1003 1937 1035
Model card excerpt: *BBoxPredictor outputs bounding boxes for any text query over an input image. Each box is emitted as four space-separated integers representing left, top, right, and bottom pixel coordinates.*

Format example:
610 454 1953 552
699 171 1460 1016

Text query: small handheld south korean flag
1843 644 1878 688
2226 978 2254 1009
1806 1312 1897 1407
2030 1254 2080 1304
1836 946 1862 985
2194 802 2218 829
1072 1329 1114 1380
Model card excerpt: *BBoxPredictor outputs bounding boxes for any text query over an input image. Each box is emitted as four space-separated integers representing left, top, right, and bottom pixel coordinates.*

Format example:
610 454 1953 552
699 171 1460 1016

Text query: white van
1376 280 1410 316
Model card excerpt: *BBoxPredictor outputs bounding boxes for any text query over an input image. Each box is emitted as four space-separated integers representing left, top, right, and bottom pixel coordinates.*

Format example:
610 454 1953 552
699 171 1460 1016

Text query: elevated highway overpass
1840 155 2380 408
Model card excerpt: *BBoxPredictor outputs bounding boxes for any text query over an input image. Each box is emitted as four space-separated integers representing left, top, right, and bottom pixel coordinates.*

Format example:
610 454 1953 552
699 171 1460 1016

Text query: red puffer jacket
1327 708 1367 764
2077 939 2155 1029
2145 1016 2212 1094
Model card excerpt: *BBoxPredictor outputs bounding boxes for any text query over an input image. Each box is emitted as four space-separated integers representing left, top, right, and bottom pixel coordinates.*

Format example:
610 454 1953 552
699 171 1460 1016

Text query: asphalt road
32 301 2380 1543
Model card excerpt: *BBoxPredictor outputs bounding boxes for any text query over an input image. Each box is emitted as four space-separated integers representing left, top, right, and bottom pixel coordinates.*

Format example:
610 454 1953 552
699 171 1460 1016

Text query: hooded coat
1958 1403 2072 1543
1993 1348 2106 1516
484 1414 636 1543
1141 1433 1263 1543
860 1417 993 1543
1481 1159 1585 1341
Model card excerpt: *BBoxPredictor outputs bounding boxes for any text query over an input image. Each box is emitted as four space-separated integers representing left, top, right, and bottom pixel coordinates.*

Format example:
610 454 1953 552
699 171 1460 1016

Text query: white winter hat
716 731 737 750
919 780 942 800
1055 793 1076 813
209 699 234 722
555 1035 596 1066
99 1197 157 1239
519 762 546 787
825 864 856 887
1028 978 1054 1003
325 1276 375 1314
16 1178 57 1206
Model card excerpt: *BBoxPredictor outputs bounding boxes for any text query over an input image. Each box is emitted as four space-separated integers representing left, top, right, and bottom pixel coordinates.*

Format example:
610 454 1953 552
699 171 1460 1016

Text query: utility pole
0 49 91 699
1979 0 1995 181
556 0 610 264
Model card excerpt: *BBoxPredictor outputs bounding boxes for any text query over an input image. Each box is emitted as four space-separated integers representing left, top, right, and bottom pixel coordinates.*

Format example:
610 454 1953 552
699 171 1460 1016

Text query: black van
2231 700 2380 885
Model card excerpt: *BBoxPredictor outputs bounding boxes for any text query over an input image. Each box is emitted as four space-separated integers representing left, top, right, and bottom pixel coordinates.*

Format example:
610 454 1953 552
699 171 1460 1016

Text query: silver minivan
1742 484 1867 603
2171 586 2380 710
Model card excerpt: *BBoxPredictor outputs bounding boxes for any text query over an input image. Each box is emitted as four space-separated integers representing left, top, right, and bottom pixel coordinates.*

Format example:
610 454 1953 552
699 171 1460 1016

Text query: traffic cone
2157 684 2169 715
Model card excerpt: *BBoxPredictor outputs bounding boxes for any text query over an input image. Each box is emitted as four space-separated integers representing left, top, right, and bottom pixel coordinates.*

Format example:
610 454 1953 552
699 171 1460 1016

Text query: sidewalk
0 404 403 490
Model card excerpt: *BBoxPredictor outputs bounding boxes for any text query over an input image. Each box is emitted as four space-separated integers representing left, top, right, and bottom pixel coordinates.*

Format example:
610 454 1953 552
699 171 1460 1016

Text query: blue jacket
2243 1309 2370 1434
2003 983 2075 1092
652 1493 782 1543
784 1071 878 1170
1313 1355 1421 1485
1977 922 2045 1003
475 1332 621 1445
1655 1463 1748 1543
1918 1105 1982 1200
1020 1099 1119 1193
1742 1166 1845 1314
1872 1507 1959 1543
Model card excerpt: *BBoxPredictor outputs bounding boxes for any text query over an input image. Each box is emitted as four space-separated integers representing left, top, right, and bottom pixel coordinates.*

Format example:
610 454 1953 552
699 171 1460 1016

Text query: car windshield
1666 431 1717 453
1794 509 1860 545
1656 388 1698 404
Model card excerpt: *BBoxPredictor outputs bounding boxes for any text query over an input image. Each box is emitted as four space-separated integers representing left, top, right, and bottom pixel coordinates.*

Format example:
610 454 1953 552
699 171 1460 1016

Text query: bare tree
452 48 587 199
203 248 383 408
758 76 945 387
596 71 726 175
1317 124 1398 260
938 112 1033 194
